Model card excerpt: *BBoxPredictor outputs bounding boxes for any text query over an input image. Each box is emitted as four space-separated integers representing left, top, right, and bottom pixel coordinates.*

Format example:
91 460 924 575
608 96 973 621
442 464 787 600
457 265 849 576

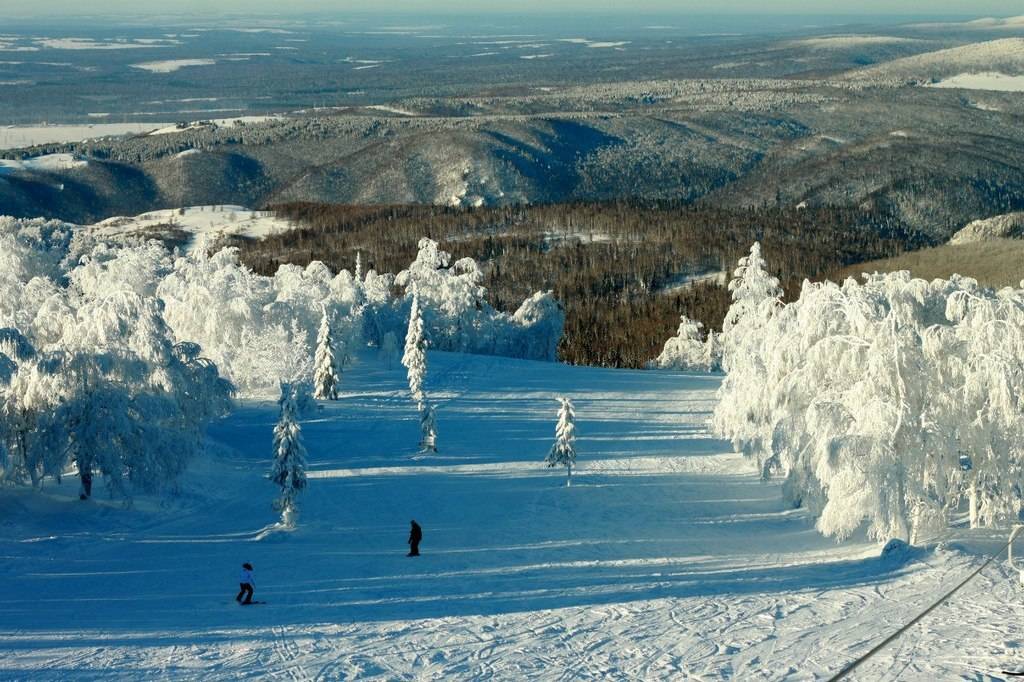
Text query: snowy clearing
0 153 87 174
0 123 174 151
929 71 1024 92
790 35 922 50
34 38 179 50
558 38 631 49
1 352 1021 680
366 105 420 117
147 116 285 136
131 59 218 74
88 205 295 250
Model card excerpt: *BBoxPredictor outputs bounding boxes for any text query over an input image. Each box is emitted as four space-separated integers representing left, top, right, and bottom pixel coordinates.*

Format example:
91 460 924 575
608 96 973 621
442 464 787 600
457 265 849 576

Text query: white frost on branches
393 238 564 361
402 290 427 407
649 316 721 371
714 266 1024 545
313 307 340 400
419 403 438 453
546 397 578 486
270 383 308 527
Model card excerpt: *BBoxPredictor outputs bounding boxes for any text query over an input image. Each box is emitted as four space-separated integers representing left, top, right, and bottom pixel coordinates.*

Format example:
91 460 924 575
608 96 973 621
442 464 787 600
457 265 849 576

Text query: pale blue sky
0 0 1020 17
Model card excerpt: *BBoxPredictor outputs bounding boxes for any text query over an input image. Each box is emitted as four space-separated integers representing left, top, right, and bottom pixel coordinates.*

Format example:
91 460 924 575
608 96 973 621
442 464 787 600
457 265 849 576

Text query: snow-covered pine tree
402 289 427 406
313 307 340 400
270 384 308 527
354 251 363 282
721 241 783 365
546 397 577 487
419 403 438 453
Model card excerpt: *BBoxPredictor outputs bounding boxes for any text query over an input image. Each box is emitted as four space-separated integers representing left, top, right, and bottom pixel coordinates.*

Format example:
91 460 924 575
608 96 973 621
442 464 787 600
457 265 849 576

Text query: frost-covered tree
649 316 721 371
546 397 578 487
402 290 427 406
715 270 1024 544
354 251 363 282
270 384 308 527
313 307 340 400
720 238 782 366
390 238 564 361
419 403 438 453
713 243 784 470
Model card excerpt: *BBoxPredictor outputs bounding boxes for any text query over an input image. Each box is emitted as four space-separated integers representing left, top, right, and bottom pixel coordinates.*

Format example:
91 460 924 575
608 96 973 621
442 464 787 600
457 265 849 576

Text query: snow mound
949 211 1024 243
0 152 87 175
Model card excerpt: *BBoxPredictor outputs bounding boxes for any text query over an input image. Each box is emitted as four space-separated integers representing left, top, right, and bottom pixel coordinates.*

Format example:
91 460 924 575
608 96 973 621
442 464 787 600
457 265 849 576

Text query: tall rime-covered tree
313 307 340 400
270 384 308 527
546 397 578 487
722 241 783 347
402 290 427 406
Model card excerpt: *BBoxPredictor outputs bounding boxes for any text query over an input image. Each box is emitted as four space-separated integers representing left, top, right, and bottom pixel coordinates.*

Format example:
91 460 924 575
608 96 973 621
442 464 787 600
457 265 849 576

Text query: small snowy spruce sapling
313 307 340 400
419 403 438 453
546 397 577 487
354 251 363 282
402 289 427 406
270 384 308 527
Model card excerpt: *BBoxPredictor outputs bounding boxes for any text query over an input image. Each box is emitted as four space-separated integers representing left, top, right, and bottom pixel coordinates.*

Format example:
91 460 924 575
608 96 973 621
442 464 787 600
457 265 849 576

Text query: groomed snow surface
1 352 1022 680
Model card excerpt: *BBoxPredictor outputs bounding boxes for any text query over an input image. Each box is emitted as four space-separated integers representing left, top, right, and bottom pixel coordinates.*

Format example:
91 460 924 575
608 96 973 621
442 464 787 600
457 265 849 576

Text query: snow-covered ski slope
1 352 1022 680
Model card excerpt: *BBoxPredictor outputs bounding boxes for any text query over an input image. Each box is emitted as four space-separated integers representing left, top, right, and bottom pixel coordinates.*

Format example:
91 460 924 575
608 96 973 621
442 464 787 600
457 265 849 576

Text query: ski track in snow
1 351 1022 680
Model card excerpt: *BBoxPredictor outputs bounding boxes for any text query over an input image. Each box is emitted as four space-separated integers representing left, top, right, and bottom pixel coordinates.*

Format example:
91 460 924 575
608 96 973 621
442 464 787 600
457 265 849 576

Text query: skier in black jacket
407 520 422 557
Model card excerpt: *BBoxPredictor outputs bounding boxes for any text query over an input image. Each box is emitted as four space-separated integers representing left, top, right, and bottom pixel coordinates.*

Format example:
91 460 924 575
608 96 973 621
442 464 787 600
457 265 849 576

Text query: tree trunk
566 465 572 488
969 479 978 529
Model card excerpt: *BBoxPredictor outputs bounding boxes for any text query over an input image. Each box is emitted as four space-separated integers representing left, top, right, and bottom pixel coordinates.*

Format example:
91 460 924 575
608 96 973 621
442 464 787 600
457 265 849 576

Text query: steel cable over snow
827 531 1021 681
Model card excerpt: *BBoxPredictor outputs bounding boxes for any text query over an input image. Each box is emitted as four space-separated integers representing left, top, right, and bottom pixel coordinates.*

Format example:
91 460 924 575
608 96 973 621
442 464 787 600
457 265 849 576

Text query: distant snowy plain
0 352 1021 679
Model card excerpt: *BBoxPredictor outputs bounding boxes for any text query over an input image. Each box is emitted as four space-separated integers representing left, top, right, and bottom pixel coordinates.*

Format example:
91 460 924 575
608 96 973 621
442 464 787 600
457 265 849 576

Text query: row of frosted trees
0 219 234 499
713 242 1024 544
0 216 564 501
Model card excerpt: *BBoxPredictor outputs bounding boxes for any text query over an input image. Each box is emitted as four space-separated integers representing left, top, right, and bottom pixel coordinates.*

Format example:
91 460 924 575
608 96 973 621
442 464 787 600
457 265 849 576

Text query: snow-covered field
0 153 86 174
131 59 218 74
0 124 174 150
89 205 295 250
1 351 1021 680
147 116 284 135
930 71 1024 92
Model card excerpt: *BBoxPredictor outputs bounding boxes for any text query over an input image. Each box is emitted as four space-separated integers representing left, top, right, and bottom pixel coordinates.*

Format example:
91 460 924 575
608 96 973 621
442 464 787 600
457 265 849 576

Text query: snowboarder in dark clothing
407 520 422 557
237 562 255 604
